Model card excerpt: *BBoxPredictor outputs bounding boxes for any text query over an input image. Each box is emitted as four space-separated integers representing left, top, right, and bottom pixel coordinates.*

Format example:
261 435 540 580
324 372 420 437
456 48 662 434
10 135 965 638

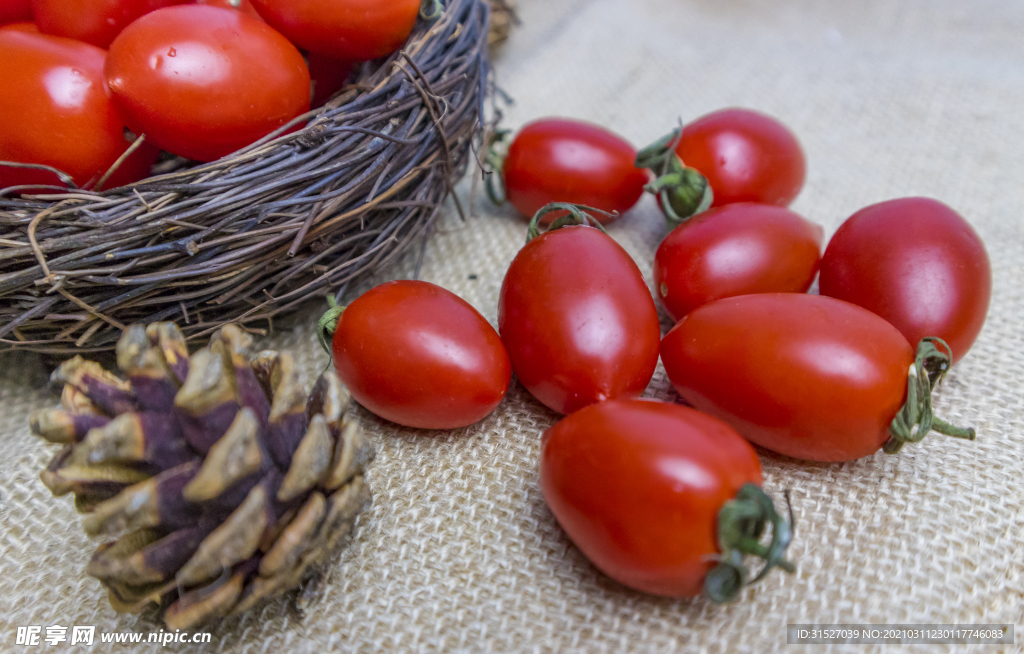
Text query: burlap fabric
2 0 1021 651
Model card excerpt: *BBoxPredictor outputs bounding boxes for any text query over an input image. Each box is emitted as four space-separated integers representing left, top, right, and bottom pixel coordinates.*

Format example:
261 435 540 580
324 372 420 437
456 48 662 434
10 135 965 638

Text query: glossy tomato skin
250 0 420 61
31 0 189 49
677 108 806 208
331 280 511 430
819 197 991 364
654 203 823 321
540 399 763 597
105 5 310 163
0 32 158 191
503 118 648 225
194 0 262 18
661 294 914 462
498 225 661 415
0 0 31 25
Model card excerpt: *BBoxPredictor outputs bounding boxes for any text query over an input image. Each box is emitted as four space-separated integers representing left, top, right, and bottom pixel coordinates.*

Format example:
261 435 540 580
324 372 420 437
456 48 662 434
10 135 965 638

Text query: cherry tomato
676 108 806 208
0 20 36 31
819 197 991 364
502 118 647 225
661 293 978 462
307 52 355 108
250 0 420 61
193 0 262 18
0 32 158 192
498 211 661 415
329 280 511 430
105 5 310 163
0 0 31 25
654 203 823 321
541 399 794 599
31 0 189 49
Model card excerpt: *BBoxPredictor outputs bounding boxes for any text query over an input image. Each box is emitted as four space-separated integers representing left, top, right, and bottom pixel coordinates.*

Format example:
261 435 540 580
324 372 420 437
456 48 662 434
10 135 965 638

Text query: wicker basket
0 0 499 354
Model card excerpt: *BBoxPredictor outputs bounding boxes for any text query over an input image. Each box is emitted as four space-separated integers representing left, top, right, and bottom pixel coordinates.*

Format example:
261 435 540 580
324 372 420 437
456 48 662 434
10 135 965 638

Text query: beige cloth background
2 0 1023 651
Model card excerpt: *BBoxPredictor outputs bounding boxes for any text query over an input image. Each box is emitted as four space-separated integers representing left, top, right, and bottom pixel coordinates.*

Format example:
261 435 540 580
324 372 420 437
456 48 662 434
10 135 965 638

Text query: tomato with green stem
540 398 795 600
0 31 158 192
498 203 661 415
819 197 991 364
660 293 976 462
320 280 511 430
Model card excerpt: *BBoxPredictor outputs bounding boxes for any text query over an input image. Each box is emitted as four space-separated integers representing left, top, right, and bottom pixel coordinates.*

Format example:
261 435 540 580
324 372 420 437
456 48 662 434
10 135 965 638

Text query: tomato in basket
250 0 421 62
540 399 795 600
499 118 648 225
660 293 976 462
323 280 512 430
105 5 310 163
0 0 31 26
0 31 159 192
31 0 189 49
819 197 991 364
498 204 661 415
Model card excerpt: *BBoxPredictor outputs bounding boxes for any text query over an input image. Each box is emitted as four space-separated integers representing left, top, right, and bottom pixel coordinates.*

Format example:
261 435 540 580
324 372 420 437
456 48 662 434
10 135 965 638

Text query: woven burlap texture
2 0 1022 652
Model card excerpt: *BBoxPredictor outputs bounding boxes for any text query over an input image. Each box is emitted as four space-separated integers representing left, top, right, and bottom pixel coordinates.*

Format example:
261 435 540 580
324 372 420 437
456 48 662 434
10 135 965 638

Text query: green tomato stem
420 0 444 20
526 202 612 243
316 296 347 359
883 337 977 454
704 485 796 603
636 128 714 228
484 129 512 206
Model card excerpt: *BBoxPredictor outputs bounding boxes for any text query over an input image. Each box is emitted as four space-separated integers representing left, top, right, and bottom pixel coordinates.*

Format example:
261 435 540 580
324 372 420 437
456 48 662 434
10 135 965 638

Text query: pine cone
31 322 375 630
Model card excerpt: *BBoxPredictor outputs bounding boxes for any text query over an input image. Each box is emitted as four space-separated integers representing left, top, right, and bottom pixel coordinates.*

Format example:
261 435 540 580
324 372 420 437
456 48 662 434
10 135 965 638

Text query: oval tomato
105 5 310 163
0 32 158 192
250 0 420 61
329 280 511 430
0 0 31 25
654 203 823 321
501 118 648 225
819 197 991 364
31 0 189 49
498 210 661 415
676 108 806 208
540 399 794 599
661 293 975 462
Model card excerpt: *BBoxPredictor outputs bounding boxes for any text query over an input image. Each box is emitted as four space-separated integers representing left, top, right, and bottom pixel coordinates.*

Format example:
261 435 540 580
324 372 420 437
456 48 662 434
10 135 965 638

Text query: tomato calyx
419 0 444 20
484 128 512 205
526 202 612 242
636 128 713 228
884 337 977 454
317 295 347 359
704 484 796 603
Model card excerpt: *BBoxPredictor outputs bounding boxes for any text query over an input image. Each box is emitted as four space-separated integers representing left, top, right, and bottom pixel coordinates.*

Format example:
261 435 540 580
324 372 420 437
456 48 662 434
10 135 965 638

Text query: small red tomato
193 0 262 18
31 0 189 49
541 399 794 599
307 52 354 108
676 108 806 208
0 20 36 32
502 118 647 225
0 0 31 25
250 0 420 61
654 203 823 321
819 197 991 364
661 294 975 462
105 5 310 162
498 208 661 415
330 280 511 430
0 32 158 192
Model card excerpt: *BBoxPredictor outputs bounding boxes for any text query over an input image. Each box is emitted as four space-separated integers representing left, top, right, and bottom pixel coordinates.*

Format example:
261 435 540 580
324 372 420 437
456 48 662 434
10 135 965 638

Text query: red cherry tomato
0 20 36 32
654 203 823 321
105 5 310 162
541 399 794 599
676 108 806 208
0 32 158 192
661 293 976 462
819 197 991 364
498 212 661 415
249 0 420 61
330 280 511 430
502 118 647 225
0 0 31 25
31 0 189 49
193 0 261 18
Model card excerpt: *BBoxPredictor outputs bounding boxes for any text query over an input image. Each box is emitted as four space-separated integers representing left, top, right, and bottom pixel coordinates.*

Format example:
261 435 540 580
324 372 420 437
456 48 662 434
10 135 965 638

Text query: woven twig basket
0 0 496 354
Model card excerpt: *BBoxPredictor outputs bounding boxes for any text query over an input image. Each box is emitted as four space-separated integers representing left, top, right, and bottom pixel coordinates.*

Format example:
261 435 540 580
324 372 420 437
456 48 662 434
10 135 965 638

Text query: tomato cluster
318 105 988 604
0 0 421 191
